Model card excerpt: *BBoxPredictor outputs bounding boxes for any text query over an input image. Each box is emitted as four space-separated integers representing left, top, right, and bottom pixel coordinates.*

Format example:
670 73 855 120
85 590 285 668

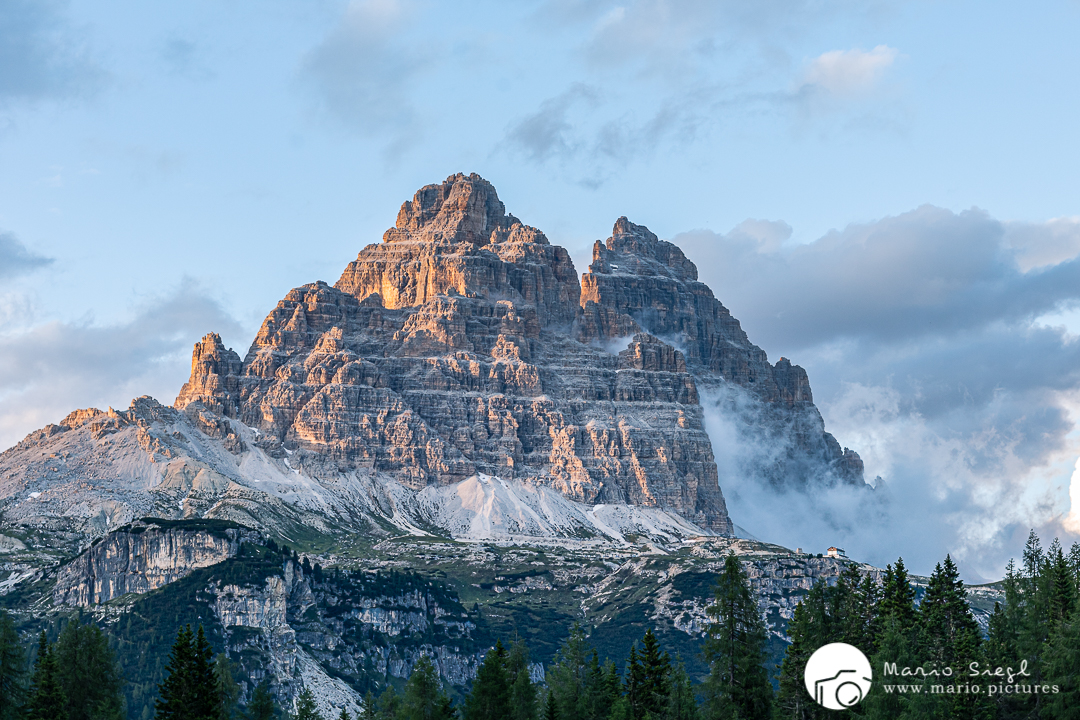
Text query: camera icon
804 643 873 710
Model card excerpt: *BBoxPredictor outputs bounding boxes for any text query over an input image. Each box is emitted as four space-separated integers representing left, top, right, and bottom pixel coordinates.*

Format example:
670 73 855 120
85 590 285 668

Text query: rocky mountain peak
1 173 869 553
384 172 519 245
336 174 577 320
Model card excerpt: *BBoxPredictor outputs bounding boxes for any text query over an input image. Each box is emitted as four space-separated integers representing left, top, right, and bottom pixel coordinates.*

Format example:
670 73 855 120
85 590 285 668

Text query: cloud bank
0 279 244 453
674 208 1080 579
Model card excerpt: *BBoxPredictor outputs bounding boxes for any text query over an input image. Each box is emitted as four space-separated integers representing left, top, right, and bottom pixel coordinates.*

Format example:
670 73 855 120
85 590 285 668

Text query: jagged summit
384 172 521 245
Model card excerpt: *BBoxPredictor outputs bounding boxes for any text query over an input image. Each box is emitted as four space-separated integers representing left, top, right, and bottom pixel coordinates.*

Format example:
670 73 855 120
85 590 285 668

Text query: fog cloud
675 207 1080 579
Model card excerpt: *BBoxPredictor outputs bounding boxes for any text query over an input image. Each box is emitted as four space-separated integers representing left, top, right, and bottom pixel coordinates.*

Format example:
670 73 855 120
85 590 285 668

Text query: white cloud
1066 458 1080 534
801 45 898 96
673 207 1080 577
0 278 244 452
1005 216 1080 272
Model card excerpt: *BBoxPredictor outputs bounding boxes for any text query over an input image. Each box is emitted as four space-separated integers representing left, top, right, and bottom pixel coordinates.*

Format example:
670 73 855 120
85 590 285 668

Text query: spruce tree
0 610 25 720
774 598 820 720
546 627 592 720
623 646 644 720
375 686 400 720
505 641 537 720
702 552 772 720
637 630 671 720
401 656 453 720
355 692 376 720
294 688 323 720
584 654 619 720
245 681 277 720
215 655 240 720
543 691 557 720
463 641 511 720
54 619 125 720
878 558 917 631
337 708 350 720
665 661 699 720
1048 544 1075 629
918 555 986 719
26 631 66 720
156 625 221 720
1046 608 1080 720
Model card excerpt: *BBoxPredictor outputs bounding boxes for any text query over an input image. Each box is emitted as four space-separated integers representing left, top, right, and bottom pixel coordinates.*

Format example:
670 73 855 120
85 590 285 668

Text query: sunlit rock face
0 172 866 548
170 173 865 534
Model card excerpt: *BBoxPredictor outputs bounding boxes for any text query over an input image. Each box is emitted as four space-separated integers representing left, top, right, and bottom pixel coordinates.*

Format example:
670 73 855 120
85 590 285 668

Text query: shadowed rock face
172 173 865 534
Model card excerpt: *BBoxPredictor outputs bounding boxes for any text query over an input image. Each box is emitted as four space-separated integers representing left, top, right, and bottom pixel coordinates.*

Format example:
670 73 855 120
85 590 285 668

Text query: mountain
0 172 862 551
0 173 880 716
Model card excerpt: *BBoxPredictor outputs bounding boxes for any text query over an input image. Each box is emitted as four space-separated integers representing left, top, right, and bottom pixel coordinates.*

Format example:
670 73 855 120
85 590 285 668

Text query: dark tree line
775 531 1080 720
0 615 125 720
4 533 1078 720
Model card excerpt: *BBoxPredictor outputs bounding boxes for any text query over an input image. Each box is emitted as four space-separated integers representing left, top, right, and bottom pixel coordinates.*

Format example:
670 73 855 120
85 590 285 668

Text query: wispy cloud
799 45 898 97
0 278 244 453
0 231 52 279
299 0 432 146
0 0 105 104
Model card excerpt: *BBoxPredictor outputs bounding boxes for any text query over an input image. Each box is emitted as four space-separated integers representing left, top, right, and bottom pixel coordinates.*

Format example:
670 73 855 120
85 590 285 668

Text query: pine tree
337 708 350 720
1046 607 1080 720
375 686 401 720
294 688 323 720
156 625 222 720
463 641 511 720
546 627 592 720
245 680 276 720
637 630 671 720
506 641 537 720
701 552 772 720
215 655 240 720
0 610 25 720
543 691 557 720
26 631 66 720
401 656 453 720
54 619 125 720
665 661 699 720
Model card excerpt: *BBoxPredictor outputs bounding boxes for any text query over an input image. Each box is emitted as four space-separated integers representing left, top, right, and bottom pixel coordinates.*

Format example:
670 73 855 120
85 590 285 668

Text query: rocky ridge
0 171 865 552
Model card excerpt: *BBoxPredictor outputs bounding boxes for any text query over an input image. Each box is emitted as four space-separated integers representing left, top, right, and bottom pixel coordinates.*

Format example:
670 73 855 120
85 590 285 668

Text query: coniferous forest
0 532 1077 720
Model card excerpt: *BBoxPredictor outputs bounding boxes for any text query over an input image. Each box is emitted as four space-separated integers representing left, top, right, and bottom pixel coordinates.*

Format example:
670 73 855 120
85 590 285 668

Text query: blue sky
2 0 1079 578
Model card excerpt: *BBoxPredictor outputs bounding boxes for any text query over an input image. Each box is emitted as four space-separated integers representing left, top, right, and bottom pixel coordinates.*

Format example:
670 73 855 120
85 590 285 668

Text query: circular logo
804 643 873 710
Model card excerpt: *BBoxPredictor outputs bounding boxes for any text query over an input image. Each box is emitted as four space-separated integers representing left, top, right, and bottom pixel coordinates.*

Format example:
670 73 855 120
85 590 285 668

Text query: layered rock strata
172 172 864 533
53 521 259 605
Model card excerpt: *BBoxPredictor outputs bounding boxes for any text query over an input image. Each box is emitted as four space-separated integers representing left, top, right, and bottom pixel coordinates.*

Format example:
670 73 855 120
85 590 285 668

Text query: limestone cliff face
577 216 863 488
171 173 865 533
53 521 258 605
175 173 740 532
